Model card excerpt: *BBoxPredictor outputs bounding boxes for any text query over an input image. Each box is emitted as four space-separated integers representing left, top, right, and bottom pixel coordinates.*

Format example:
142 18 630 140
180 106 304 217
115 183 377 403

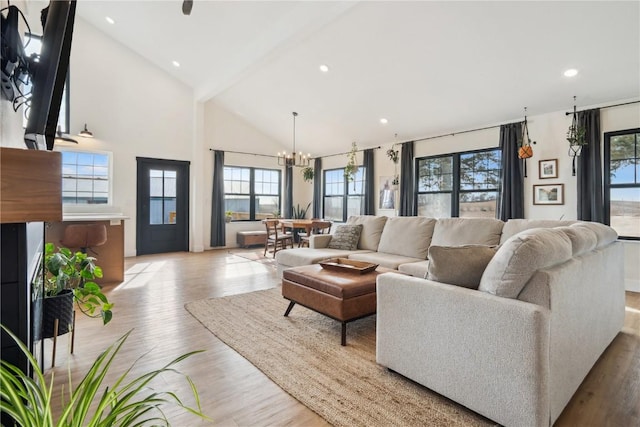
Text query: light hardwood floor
45 249 640 426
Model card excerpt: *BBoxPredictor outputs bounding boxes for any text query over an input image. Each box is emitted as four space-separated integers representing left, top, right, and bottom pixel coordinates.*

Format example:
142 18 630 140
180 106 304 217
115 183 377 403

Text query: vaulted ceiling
44 1 640 155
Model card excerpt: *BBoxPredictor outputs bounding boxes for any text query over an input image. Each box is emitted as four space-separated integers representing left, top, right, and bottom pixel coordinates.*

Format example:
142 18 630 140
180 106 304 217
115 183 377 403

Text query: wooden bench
236 230 267 248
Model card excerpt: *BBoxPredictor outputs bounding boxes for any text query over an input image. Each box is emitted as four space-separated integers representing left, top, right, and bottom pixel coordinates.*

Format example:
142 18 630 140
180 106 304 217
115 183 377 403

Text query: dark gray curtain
399 141 415 216
313 157 322 218
577 109 604 222
210 150 226 247
283 164 293 218
497 122 524 220
363 149 375 215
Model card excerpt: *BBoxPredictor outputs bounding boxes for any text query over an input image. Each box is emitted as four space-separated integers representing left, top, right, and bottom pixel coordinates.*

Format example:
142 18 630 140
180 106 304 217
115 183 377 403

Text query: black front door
136 157 189 255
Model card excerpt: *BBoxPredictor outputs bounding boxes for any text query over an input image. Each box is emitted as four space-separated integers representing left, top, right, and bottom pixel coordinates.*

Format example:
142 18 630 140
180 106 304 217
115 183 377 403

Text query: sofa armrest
376 273 550 427
309 234 332 248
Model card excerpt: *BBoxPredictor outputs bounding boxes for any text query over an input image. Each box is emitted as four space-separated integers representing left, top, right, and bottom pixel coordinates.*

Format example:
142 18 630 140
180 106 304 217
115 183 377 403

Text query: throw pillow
426 245 498 289
479 228 572 298
327 224 363 250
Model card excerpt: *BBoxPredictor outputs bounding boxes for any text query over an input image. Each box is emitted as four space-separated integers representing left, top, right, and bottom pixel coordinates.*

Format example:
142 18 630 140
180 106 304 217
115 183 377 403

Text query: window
417 148 501 218
323 167 366 222
61 150 110 205
150 169 176 224
224 166 281 221
604 129 640 239
22 34 69 133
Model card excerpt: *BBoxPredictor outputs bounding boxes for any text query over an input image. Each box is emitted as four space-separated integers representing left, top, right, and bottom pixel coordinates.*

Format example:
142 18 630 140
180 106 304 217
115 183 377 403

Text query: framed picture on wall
533 184 564 205
538 159 558 179
379 176 396 210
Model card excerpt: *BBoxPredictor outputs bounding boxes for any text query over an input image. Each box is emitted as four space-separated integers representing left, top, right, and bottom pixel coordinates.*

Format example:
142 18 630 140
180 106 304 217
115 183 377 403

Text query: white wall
65 18 195 257
202 101 291 249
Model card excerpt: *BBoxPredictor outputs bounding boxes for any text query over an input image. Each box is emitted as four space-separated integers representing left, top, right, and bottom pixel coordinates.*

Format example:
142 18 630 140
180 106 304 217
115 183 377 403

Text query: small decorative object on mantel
225 210 233 223
517 107 536 177
301 166 314 183
566 96 587 176
344 141 359 186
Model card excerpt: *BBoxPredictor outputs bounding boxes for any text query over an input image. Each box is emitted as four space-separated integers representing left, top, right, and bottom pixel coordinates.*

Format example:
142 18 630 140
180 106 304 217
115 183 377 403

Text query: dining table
278 219 314 236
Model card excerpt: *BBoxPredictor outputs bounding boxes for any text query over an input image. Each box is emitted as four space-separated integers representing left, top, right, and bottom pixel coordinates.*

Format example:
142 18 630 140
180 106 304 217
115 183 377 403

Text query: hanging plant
386 148 399 164
567 96 587 176
566 124 587 148
301 166 314 183
391 175 399 187
344 142 359 182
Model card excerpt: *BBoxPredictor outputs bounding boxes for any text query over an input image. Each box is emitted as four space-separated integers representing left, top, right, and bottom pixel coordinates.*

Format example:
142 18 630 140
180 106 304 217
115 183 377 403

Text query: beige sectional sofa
275 215 626 427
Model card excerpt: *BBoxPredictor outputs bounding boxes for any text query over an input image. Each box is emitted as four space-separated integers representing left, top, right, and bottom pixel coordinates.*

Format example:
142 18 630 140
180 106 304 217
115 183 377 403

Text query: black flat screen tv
24 0 76 151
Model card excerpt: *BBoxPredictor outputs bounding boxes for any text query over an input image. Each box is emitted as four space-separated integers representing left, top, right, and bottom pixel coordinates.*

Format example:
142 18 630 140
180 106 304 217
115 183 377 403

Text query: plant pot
42 289 74 338
518 145 533 159
225 216 232 223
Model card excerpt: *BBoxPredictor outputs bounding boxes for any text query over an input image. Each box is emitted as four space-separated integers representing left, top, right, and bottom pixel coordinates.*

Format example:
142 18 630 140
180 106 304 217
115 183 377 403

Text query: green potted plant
225 210 233 223
0 324 209 426
292 202 311 219
301 166 314 183
42 243 113 340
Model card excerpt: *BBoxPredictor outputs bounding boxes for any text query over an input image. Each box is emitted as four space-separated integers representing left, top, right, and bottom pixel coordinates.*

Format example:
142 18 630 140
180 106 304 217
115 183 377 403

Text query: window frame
223 165 281 221
604 128 640 240
322 166 366 222
58 148 113 206
415 147 502 218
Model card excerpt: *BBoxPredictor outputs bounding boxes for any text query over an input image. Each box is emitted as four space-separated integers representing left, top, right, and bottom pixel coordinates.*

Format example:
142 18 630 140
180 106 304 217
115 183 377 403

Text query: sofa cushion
479 228 572 298
554 226 598 256
427 245 498 289
398 260 430 278
570 221 618 249
346 215 388 251
327 224 363 250
275 247 373 268
500 219 575 244
431 218 504 247
347 251 423 270
377 216 436 259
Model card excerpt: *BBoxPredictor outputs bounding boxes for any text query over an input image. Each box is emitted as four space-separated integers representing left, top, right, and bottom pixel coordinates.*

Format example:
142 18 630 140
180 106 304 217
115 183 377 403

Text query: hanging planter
567 96 587 176
386 148 399 164
517 107 536 177
344 142 359 185
301 166 314 183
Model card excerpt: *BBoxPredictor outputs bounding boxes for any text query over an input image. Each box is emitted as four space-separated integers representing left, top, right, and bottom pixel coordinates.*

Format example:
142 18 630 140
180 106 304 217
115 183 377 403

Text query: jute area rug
228 248 277 268
185 287 495 427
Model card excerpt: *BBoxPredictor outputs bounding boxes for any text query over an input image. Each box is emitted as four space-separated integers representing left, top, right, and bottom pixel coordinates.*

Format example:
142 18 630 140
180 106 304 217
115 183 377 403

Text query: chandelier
277 112 311 167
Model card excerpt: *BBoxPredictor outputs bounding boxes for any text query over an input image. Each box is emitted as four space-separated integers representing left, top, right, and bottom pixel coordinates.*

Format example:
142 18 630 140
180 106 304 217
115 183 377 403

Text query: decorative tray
319 258 378 274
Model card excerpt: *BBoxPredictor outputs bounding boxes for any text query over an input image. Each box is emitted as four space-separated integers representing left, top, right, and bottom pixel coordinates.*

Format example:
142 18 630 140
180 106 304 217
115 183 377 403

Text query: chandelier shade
278 112 311 167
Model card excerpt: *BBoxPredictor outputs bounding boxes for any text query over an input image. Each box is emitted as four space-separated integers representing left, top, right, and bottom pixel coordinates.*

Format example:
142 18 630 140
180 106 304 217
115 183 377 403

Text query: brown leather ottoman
282 264 392 345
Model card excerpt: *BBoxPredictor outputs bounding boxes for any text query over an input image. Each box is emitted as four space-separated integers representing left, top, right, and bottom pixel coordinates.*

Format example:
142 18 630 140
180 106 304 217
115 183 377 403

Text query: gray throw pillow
327 224 363 250
426 245 498 289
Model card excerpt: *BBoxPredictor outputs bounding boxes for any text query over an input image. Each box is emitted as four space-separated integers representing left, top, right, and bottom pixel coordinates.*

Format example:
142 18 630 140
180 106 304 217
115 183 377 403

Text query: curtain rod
321 145 382 159
208 148 279 159
392 121 522 147
564 100 639 116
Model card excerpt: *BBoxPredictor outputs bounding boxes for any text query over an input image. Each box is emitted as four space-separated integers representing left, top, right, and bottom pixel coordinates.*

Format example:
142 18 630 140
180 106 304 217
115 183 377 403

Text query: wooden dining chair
298 220 332 248
263 219 293 257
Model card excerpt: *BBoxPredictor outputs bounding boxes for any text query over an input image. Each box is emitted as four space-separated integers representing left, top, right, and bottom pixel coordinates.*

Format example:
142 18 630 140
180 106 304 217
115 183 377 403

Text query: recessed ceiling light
172 60 181 68
380 118 388 125
319 64 329 73
564 68 578 77
105 16 115 24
